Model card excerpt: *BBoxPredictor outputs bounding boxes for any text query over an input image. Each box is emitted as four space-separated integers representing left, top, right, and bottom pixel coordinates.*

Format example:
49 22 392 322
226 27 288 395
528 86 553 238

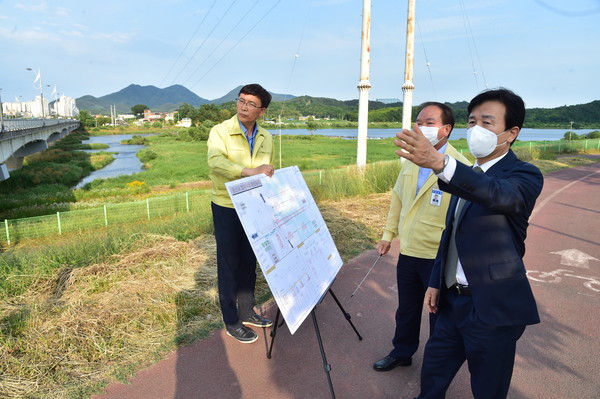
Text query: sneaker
242 314 273 328
226 325 258 344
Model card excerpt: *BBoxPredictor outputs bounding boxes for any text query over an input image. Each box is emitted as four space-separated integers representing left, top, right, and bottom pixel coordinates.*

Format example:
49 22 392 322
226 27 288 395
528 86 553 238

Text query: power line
159 0 218 87
533 0 600 17
189 0 283 90
170 0 239 85
415 19 437 101
276 0 314 169
183 0 260 85
459 0 488 90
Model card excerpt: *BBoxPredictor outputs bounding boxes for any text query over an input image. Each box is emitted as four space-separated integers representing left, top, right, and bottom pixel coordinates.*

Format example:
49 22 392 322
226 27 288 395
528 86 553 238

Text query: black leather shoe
373 355 412 371
242 314 273 328
226 325 258 344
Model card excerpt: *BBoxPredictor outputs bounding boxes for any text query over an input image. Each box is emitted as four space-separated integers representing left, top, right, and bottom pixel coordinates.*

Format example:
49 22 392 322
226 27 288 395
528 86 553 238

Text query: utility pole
0 88 4 132
26 67 46 118
356 0 372 168
401 0 416 130
568 121 574 141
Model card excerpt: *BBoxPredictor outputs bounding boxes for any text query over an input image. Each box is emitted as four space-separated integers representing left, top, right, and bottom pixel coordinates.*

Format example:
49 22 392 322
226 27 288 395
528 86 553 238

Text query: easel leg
312 308 336 399
266 308 281 359
328 289 363 340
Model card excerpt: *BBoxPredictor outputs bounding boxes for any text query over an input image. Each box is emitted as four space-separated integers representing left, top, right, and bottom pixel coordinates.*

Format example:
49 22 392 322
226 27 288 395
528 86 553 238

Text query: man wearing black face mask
394 88 543 399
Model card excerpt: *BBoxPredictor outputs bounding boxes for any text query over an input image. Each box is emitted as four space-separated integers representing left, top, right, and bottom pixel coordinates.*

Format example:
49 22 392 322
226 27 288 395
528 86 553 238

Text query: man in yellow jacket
207 84 275 344
373 102 471 370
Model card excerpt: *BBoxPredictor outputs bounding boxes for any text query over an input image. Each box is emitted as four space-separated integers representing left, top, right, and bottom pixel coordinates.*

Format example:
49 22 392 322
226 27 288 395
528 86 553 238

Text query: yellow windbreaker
381 144 471 259
207 115 274 208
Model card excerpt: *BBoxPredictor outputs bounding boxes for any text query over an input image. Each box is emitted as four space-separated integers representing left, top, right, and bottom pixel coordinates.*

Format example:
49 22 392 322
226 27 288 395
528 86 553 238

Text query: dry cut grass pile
0 192 392 399
1 234 220 399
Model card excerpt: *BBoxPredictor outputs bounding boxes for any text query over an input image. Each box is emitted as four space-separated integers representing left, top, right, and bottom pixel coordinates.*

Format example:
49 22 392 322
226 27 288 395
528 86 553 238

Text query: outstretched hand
394 124 445 170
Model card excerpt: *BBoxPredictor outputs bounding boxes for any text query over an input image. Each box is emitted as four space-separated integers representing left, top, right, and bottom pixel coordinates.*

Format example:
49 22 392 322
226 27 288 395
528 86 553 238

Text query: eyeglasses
237 98 263 110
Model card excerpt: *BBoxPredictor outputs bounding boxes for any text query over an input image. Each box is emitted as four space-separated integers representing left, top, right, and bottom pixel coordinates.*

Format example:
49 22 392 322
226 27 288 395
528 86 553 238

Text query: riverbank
1 128 599 221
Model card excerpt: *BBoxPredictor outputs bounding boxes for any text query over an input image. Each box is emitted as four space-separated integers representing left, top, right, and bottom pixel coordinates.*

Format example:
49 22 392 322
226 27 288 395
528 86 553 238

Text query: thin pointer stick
351 254 382 297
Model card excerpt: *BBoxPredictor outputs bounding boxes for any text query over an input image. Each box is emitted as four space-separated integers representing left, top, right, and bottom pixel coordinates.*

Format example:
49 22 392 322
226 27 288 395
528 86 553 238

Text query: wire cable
171 0 239 85
189 0 283 90
275 0 313 168
159 0 218 87
184 0 260 85
458 0 488 90
416 19 437 101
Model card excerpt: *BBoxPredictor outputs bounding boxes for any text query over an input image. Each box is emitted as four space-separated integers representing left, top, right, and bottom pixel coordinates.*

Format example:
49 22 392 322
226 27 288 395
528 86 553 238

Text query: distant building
3 95 78 118
143 109 165 121
376 98 401 104
177 118 192 128
52 95 79 118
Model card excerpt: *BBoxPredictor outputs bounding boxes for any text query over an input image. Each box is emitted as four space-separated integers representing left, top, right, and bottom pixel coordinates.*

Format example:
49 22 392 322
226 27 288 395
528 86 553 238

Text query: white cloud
15 1 48 12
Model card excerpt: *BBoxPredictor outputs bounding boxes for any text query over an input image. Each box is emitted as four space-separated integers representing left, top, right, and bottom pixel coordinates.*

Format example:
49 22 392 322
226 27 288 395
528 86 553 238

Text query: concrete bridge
0 119 80 181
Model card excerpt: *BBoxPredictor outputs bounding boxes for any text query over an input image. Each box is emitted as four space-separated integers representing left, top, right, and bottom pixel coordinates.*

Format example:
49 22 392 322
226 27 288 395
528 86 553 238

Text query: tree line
77 97 600 130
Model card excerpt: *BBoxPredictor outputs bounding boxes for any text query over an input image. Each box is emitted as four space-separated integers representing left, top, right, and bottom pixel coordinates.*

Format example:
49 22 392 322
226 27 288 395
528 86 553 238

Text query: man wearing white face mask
373 102 470 372
394 88 544 399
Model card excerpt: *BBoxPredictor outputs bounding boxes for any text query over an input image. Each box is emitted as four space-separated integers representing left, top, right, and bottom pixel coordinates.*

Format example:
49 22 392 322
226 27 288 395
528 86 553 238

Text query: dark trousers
211 202 257 327
417 291 526 399
390 254 438 359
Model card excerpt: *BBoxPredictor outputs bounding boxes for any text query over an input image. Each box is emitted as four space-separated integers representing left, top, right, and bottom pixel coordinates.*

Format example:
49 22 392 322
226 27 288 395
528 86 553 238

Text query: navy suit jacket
430 150 544 327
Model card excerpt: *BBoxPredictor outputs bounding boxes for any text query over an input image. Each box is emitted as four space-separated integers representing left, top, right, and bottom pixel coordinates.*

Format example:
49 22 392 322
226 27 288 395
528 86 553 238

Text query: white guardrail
1 118 79 133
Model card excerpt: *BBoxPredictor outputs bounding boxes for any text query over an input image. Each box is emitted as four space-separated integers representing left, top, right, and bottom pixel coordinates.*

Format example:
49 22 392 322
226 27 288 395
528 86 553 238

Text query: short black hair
468 88 526 130
418 101 455 130
239 84 272 108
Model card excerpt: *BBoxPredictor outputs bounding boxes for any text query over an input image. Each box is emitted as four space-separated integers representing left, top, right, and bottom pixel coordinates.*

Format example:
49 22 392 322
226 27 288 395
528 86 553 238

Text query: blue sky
1 0 599 110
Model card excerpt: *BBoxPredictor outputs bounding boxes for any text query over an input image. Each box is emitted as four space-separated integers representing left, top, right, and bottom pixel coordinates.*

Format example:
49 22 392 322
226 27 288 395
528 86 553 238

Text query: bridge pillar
5 155 24 170
14 140 48 158
0 163 9 181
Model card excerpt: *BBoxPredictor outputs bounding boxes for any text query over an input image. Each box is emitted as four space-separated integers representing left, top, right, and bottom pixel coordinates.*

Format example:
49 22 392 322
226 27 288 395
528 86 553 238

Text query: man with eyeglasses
207 83 275 344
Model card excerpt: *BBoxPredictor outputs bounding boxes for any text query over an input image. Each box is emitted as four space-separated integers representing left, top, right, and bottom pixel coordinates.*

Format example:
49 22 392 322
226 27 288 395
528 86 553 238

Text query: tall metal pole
356 0 372 167
0 88 4 132
27 67 45 118
401 0 416 130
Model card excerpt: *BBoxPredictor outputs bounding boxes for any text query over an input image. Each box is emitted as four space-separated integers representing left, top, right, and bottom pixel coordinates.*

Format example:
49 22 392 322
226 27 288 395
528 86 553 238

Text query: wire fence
1 139 598 246
511 138 600 154
2 190 212 246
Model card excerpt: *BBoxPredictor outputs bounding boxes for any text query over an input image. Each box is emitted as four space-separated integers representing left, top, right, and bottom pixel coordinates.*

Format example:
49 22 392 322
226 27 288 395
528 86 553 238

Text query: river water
268 127 597 141
73 134 153 189
73 128 596 188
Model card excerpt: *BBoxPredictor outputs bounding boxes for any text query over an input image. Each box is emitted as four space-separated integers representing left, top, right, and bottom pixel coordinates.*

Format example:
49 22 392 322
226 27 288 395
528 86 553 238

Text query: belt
448 283 471 296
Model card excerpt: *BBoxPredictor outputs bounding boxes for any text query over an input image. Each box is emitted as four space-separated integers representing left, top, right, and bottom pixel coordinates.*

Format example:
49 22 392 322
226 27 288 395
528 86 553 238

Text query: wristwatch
433 154 449 174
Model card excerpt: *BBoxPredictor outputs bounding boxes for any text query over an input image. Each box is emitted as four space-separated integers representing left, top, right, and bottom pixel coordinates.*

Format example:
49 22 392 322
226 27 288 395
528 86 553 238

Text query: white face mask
466 125 509 158
419 126 440 146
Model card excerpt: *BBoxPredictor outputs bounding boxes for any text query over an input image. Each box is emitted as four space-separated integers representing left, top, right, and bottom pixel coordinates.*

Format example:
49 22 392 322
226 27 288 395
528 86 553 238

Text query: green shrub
123 135 149 145
138 149 158 163
587 131 600 139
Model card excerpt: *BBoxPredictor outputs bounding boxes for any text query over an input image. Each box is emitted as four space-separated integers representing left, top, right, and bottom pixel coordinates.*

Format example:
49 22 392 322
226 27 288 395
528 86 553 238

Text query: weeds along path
0 193 391 399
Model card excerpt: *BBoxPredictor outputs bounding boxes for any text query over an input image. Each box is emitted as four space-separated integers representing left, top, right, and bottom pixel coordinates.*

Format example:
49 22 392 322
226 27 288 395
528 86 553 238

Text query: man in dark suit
394 88 543 398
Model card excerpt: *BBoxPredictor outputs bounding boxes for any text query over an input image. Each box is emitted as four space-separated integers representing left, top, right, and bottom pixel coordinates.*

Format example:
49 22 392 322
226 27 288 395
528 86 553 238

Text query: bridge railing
1 118 79 133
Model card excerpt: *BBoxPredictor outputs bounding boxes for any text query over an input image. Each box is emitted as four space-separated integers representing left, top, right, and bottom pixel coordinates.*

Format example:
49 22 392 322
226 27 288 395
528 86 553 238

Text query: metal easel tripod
266 287 362 399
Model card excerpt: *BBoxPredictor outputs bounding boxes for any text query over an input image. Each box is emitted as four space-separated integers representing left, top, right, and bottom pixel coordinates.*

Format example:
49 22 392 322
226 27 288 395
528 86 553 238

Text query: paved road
92 160 600 399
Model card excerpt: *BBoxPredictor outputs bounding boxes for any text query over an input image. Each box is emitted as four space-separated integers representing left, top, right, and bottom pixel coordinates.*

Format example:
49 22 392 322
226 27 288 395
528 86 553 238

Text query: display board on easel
225 166 343 334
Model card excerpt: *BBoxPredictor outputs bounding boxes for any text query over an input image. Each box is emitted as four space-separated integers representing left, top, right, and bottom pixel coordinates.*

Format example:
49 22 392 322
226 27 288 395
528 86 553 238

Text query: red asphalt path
92 159 600 399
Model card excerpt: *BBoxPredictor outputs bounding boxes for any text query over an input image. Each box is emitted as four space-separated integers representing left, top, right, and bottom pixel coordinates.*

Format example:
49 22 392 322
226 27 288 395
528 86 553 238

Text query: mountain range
75 84 295 114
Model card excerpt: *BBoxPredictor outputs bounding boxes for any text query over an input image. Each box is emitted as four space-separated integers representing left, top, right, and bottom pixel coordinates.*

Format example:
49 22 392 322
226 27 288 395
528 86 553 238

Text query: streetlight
26 67 45 118
0 88 4 132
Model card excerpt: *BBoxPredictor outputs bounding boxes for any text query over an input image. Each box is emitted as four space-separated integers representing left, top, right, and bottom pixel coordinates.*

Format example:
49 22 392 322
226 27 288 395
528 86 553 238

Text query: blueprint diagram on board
226 166 343 334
